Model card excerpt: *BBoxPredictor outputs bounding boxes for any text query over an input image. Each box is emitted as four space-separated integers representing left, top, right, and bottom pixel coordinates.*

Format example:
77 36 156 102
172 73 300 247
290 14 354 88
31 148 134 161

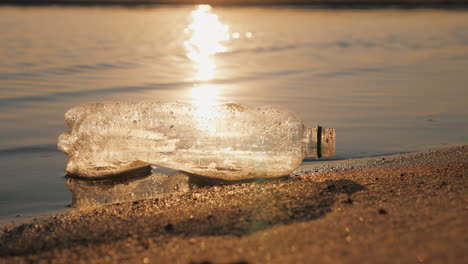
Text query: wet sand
0 146 466 263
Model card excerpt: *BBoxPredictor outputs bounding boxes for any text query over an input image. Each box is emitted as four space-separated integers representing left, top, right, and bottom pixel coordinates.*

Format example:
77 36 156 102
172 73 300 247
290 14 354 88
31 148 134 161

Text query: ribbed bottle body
58 102 307 180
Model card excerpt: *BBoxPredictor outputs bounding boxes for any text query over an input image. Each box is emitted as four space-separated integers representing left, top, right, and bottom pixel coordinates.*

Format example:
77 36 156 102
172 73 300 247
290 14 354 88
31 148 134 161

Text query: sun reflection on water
184 4 230 83
184 5 230 126
189 84 220 106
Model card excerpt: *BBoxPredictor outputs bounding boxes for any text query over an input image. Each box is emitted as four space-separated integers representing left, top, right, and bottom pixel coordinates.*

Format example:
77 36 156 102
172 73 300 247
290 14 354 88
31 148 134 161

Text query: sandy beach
0 145 466 263
1 2 468 263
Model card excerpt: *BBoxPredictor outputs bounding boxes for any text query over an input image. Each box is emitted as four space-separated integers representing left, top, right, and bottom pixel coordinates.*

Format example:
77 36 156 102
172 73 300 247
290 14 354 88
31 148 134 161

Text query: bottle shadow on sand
156 178 365 237
0 166 365 257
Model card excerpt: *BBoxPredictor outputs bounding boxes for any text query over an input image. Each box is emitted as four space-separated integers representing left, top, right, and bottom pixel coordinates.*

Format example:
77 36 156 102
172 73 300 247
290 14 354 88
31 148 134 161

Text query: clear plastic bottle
58 102 335 180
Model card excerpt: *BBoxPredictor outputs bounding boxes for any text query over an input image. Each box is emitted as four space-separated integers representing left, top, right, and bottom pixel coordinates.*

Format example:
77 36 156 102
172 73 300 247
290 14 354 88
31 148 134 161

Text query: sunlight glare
184 5 230 82
190 84 221 134
190 84 220 106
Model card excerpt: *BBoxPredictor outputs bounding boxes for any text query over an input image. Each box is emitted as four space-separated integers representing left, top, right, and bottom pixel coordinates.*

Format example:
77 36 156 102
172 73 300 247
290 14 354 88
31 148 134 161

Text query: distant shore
1 145 466 263
1 0 467 7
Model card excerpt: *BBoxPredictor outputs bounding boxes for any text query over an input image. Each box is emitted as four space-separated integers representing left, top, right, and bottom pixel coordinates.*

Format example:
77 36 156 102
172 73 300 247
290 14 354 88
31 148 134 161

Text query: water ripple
0 144 59 156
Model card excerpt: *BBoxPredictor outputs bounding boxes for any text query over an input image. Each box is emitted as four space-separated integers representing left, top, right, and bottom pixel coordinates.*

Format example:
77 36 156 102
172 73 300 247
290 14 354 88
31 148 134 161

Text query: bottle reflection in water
67 168 191 208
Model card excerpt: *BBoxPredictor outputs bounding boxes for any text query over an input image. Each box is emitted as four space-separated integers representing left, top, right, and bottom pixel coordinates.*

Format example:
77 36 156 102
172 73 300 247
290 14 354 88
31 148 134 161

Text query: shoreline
0 143 462 225
0 145 466 262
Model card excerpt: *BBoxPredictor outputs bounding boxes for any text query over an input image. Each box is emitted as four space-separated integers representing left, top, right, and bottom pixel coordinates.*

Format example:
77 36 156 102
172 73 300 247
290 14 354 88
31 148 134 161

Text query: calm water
1 5 467 222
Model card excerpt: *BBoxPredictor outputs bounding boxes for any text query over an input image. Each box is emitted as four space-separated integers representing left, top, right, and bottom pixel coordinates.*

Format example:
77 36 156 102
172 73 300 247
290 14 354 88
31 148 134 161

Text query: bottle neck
303 126 335 159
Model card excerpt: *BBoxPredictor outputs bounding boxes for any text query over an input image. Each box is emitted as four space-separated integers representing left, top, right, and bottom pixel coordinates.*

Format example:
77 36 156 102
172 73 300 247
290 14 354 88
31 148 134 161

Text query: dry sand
0 146 466 263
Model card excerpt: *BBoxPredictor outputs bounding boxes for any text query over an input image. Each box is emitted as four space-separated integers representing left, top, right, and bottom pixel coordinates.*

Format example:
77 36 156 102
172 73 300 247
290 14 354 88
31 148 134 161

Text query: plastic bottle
58 102 335 180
